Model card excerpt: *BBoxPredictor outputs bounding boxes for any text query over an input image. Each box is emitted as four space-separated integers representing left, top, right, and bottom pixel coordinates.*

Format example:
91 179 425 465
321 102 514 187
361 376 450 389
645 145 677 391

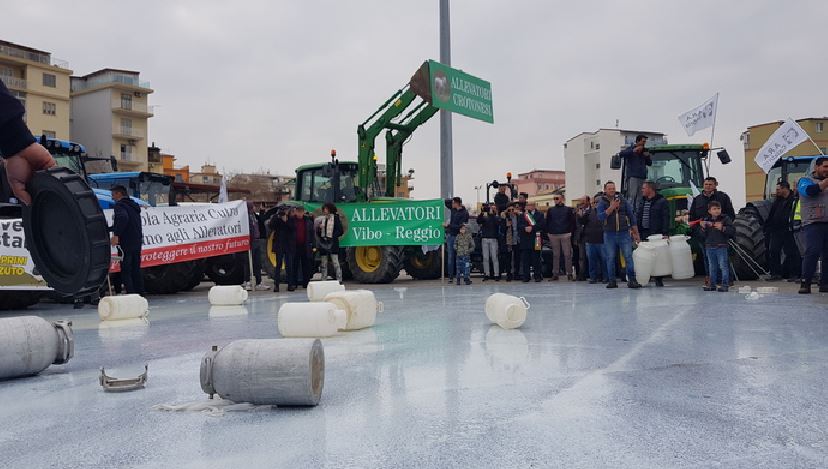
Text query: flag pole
789 117 825 156
709 93 719 148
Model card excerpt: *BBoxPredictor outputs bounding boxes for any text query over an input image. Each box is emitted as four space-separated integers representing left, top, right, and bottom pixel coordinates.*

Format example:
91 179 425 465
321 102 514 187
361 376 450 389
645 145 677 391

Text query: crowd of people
444 156 828 294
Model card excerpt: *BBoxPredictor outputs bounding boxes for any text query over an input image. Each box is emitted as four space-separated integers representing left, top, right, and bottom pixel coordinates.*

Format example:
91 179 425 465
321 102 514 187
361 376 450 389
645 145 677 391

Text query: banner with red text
105 201 250 272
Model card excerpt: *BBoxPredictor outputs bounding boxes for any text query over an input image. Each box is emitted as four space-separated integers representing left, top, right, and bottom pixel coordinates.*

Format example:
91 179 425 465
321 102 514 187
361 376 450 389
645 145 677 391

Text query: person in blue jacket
796 157 828 294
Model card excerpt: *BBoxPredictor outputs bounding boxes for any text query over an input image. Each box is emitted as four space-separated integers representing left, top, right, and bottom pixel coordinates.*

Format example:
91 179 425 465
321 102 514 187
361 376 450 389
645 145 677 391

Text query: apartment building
70 69 153 171
0 40 72 141
741 118 828 202
513 169 565 198
564 129 667 205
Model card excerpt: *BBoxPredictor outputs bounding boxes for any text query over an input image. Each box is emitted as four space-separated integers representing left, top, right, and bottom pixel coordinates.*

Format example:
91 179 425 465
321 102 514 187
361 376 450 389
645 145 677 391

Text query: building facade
191 164 222 185
513 170 565 198
0 40 72 141
70 69 153 171
161 153 190 183
741 118 828 202
564 129 667 205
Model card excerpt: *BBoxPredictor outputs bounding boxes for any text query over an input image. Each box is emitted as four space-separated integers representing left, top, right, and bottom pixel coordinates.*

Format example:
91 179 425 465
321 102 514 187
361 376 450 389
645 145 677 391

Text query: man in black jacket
1 80 56 204
291 206 316 289
268 206 295 292
688 176 735 284
620 135 652 210
580 193 608 283
477 204 502 281
111 185 144 294
636 181 671 287
493 185 510 214
443 197 469 283
545 195 575 280
517 201 544 282
765 181 801 281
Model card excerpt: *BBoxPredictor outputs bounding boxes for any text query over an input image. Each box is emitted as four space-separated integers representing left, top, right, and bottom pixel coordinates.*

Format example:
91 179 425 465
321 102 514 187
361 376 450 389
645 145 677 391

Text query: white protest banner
753 118 809 174
678 93 718 137
0 219 51 291
104 200 250 272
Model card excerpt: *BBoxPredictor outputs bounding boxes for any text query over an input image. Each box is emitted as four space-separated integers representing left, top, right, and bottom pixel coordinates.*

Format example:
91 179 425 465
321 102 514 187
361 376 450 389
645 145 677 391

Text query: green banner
305 199 445 247
428 60 494 124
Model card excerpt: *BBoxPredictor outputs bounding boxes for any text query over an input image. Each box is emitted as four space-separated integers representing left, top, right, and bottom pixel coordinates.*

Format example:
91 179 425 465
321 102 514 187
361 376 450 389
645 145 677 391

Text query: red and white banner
105 201 250 272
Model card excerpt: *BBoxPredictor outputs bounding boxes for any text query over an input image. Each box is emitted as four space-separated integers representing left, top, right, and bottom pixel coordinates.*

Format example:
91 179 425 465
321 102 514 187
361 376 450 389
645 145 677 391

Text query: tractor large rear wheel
144 261 201 294
205 253 246 285
346 246 403 284
731 213 766 280
403 248 442 280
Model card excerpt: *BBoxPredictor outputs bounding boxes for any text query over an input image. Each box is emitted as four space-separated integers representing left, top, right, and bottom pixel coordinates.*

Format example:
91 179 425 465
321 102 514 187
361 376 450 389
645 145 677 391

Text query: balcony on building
71 68 152 94
112 101 154 118
0 75 26 90
112 126 144 140
0 40 70 69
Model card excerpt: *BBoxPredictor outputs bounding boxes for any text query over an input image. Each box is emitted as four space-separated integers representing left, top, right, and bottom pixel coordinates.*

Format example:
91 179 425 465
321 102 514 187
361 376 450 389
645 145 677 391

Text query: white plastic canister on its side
277 302 346 337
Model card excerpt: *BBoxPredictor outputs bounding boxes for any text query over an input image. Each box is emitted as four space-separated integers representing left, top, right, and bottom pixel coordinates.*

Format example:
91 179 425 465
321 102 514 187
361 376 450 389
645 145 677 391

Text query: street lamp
474 184 482 208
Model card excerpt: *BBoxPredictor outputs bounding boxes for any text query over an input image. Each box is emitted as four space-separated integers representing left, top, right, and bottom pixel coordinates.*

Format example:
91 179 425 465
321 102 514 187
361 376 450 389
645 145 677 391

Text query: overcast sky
3 0 827 208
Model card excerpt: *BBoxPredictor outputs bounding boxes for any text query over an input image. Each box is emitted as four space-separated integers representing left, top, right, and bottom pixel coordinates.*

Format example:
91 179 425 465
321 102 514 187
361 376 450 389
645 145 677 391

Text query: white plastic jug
633 244 656 285
307 280 345 302
323 290 383 330
484 293 529 329
98 294 149 321
208 285 248 306
277 302 347 337
647 235 673 277
668 235 694 280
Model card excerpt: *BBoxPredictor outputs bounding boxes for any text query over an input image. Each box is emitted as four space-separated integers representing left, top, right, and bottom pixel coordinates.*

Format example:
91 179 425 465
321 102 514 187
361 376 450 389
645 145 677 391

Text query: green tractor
611 143 733 274
266 60 492 283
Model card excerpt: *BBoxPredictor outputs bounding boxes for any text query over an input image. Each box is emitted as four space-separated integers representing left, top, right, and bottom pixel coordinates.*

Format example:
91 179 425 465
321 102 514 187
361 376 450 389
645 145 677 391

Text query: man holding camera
597 181 642 289
619 135 652 211
478 203 502 281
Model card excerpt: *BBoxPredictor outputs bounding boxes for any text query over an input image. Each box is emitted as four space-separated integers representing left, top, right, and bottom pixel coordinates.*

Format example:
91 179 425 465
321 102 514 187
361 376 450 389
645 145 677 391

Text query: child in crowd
454 224 475 285
700 200 735 292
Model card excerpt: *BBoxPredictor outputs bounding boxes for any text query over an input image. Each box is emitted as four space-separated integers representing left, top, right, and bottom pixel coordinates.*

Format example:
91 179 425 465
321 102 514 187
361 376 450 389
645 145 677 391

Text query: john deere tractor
611 143 733 274
266 60 491 283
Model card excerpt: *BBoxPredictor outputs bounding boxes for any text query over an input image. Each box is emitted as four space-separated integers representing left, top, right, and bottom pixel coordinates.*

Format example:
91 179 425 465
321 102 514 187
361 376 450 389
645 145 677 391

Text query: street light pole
474 185 482 209
439 0 453 201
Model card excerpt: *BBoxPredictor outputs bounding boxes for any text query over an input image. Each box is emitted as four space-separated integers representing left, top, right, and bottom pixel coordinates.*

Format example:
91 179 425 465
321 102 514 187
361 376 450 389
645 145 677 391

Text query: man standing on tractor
636 181 670 287
796 156 828 294
494 184 510 214
443 197 469 284
689 176 735 286
597 181 642 289
619 135 652 210
765 181 801 282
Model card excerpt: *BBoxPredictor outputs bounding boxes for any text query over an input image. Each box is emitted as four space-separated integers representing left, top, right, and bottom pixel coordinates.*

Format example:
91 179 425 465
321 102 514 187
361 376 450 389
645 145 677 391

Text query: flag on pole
218 176 229 203
678 93 718 136
754 118 810 174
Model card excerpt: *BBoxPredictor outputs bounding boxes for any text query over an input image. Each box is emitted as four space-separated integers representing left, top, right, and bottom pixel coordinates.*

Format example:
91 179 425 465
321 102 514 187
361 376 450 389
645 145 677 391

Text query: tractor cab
87 171 175 207
295 160 361 204
763 156 815 201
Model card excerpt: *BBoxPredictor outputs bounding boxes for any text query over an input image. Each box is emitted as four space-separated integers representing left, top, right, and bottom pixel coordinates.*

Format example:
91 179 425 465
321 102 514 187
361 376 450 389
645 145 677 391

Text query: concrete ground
1 277 827 469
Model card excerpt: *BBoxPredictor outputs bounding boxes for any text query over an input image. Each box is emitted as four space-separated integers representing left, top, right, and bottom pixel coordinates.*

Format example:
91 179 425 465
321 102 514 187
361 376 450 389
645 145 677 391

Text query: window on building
595 163 600 169
817 122 825 133
10 90 25 108
596 179 601 186
120 143 133 161
42 73 56 88
821 148 827 154
42 130 56 138
42 101 56 116
595 143 600 149
121 93 132 110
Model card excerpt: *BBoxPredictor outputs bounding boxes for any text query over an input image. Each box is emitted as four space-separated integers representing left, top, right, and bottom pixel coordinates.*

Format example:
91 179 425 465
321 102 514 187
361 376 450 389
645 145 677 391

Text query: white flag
678 93 718 136
754 118 810 174
218 176 229 203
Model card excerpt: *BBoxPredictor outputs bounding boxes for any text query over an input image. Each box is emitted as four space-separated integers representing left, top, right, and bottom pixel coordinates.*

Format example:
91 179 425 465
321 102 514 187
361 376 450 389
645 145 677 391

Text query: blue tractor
732 155 818 280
